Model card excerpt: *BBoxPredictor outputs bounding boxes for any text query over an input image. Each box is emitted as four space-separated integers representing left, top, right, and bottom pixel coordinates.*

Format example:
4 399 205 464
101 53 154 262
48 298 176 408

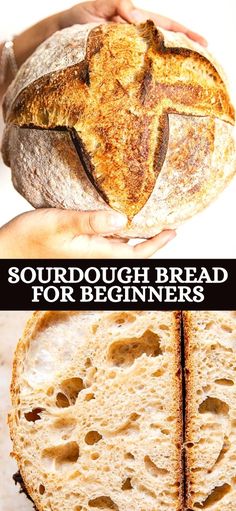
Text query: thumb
55 209 128 235
94 0 134 19
78 210 128 234
114 0 135 21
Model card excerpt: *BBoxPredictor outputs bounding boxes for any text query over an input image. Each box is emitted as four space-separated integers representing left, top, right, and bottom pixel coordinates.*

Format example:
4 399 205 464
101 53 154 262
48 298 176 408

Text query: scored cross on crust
7 21 235 218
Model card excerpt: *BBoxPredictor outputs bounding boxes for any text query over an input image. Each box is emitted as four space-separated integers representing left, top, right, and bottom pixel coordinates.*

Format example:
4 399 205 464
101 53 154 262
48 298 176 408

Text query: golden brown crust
182 311 195 510
172 311 184 511
6 21 235 218
183 312 236 511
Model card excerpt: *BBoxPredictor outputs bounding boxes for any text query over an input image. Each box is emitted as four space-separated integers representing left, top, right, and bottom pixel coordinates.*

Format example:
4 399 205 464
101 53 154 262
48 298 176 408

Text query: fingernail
108 212 127 228
130 9 147 22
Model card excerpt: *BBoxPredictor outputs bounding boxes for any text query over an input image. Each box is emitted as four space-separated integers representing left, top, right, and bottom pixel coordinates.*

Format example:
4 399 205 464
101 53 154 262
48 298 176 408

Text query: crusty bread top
3 21 235 218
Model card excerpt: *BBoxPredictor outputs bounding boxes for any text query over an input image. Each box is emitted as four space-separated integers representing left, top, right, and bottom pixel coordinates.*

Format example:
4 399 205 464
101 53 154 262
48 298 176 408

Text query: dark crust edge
153 112 170 181
174 311 185 511
182 311 195 511
13 471 37 509
70 128 110 205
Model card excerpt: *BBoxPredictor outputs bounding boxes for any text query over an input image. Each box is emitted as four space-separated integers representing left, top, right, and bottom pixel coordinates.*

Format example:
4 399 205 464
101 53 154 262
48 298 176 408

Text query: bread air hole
39 484 45 495
61 377 85 403
215 378 234 386
124 452 134 460
221 324 233 333
53 417 76 432
110 312 136 326
56 392 70 408
24 408 45 422
200 422 219 432
144 455 168 477
231 419 236 430
194 483 231 508
84 393 95 401
152 369 164 377
198 397 229 415
85 431 102 445
88 496 119 510
113 413 140 435
121 477 133 490
108 330 162 367
42 441 79 470
204 321 214 330
56 377 85 408
161 428 170 435
159 324 169 331
46 387 54 396
212 436 230 468
138 485 156 500
92 324 99 334
91 452 100 460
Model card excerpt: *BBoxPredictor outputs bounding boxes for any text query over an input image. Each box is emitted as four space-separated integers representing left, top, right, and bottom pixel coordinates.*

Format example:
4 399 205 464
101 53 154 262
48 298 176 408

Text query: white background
0 0 236 257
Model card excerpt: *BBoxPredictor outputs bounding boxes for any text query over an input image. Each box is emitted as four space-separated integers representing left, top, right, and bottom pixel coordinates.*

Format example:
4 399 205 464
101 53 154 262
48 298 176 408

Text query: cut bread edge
9 311 184 511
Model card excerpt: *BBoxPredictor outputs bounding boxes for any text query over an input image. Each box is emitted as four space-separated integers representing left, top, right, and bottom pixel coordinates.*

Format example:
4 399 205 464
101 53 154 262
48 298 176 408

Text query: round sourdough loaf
2 21 236 238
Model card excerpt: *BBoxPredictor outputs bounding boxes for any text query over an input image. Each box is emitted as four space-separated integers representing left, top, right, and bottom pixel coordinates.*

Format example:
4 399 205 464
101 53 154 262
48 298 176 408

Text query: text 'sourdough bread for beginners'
9 311 183 511
2 21 236 238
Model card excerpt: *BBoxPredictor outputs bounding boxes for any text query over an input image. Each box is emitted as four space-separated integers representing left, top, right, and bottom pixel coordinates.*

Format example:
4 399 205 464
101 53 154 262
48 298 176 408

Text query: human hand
1 0 207 98
60 0 207 46
0 209 176 259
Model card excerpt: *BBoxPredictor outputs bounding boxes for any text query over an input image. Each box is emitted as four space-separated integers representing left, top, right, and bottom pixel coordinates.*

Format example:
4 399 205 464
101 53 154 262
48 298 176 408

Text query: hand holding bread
0 0 206 97
0 0 208 255
2 20 235 238
0 208 175 258
60 0 207 45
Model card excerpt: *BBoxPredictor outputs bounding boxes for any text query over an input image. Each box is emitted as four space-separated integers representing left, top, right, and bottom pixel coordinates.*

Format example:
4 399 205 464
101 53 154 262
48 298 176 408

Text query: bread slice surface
184 311 236 511
9 311 183 511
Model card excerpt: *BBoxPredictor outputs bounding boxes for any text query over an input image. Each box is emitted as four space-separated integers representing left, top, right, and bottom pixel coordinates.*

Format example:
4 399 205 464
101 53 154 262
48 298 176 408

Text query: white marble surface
0 311 33 511
1 0 236 257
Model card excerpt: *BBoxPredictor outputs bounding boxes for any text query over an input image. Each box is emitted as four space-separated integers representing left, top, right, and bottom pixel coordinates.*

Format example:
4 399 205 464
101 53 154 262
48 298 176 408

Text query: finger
102 229 176 258
71 229 176 258
126 9 207 47
47 209 127 236
112 15 127 23
153 13 208 46
94 0 133 19
132 229 176 258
